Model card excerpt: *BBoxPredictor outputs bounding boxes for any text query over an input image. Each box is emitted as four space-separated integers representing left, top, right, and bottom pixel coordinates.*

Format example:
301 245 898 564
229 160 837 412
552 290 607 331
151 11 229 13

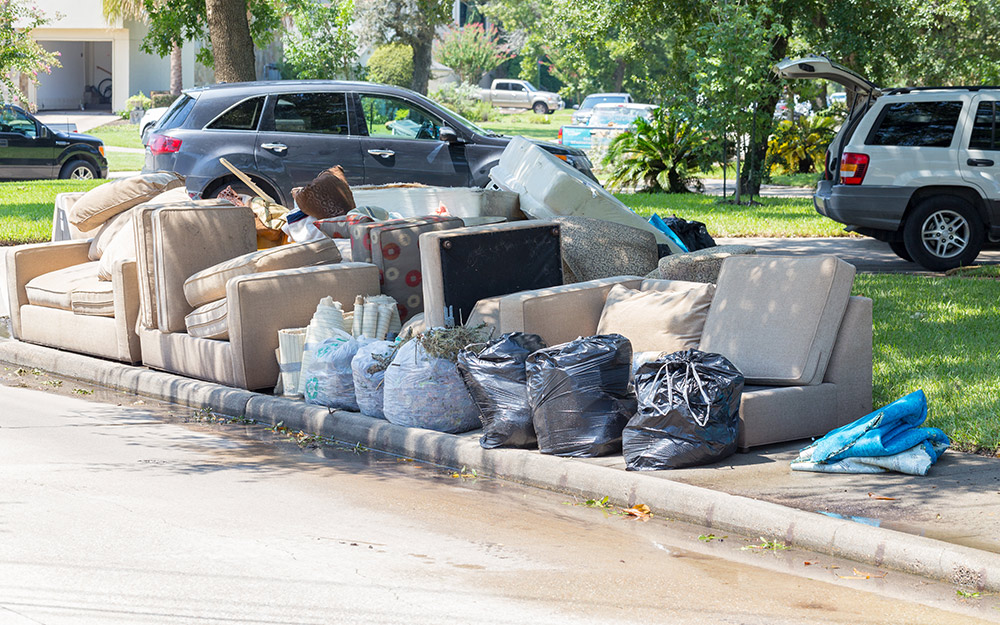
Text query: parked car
0 104 108 181
571 93 633 125
559 103 655 150
144 80 594 206
139 106 169 143
777 55 1000 271
477 79 563 114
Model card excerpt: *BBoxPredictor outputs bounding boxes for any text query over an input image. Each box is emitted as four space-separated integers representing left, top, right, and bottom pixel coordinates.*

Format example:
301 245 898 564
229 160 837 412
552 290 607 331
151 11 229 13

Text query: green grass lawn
618 193 851 238
87 122 144 150
480 109 571 143
0 179 104 244
855 273 1000 454
105 150 146 173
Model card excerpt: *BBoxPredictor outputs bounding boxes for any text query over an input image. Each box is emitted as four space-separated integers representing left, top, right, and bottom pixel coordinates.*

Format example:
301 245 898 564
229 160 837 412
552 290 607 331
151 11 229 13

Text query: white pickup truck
478 79 563 114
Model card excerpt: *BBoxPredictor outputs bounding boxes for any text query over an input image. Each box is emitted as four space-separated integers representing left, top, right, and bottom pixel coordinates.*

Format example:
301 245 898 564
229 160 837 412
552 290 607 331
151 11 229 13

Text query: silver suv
778 56 1000 270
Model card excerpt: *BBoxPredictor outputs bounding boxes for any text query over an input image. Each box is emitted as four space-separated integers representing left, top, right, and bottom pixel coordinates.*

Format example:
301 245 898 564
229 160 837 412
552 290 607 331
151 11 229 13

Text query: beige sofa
6 239 142 363
132 201 380 390
495 255 873 450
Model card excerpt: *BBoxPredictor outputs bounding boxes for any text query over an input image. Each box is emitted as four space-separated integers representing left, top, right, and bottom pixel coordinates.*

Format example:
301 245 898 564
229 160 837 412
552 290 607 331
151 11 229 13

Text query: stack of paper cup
298 297 348 396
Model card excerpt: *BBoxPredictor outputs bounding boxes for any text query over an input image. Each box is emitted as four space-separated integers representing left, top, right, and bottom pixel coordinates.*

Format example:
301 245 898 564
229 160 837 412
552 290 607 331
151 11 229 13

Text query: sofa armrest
226 262 380 391
497 276 643 347
6 239 92 338
111 258 142 363
824 295 873 423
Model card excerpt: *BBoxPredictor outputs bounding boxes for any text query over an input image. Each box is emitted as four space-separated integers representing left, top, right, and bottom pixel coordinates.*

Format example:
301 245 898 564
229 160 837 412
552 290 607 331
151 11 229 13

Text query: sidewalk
2 338 998 592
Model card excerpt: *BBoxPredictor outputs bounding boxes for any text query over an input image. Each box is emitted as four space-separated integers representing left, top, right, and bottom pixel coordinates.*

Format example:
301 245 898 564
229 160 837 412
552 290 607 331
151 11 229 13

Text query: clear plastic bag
351 339 396 419
302 332 364 411
384 340 480 433
526 334 635 457
457 333 547 449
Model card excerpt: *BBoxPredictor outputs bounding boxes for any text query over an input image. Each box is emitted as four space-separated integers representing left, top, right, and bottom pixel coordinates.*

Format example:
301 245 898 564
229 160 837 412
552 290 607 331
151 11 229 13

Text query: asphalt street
1 375 996 625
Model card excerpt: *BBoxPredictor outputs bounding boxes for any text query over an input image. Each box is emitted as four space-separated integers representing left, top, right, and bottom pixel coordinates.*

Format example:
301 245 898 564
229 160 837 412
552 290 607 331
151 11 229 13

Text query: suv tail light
557 127 563 144
840 152 869 185
149 134 182 155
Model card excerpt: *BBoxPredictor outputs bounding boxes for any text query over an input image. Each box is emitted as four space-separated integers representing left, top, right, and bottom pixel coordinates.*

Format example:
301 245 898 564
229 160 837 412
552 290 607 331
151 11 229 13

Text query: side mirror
439 126 459 143
39 125 50 139
573 104 580 110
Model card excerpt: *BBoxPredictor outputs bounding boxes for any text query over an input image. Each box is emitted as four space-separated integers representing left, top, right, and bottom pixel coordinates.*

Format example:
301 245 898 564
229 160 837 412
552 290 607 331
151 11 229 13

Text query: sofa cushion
699 255 856 386
24 262 115 317
182 238 342 308
185 298 229 340
596 282 715 354
97 219 135 281
69 172 185 232
293 165 356 219
88 187 190 261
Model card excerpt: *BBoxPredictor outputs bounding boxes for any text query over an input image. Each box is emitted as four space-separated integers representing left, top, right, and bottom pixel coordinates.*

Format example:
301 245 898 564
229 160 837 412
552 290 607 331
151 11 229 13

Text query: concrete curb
3 339 998 591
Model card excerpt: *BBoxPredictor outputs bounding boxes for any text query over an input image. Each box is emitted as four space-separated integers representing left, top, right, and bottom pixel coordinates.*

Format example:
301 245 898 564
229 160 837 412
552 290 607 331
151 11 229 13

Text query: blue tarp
791 390 950 476
648 214 689 253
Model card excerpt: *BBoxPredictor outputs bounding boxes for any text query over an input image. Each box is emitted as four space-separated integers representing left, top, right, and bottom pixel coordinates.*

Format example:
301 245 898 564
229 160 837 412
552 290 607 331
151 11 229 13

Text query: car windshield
521 81 538 92
589 107 653 127
581 95 627 111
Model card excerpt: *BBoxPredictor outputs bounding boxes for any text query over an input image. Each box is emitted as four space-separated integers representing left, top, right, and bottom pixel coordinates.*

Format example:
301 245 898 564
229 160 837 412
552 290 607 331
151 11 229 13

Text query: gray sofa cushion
698 255 855 386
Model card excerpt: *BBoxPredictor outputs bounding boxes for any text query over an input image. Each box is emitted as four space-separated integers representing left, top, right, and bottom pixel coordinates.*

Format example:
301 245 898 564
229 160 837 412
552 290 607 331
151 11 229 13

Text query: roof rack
884 86 1000 94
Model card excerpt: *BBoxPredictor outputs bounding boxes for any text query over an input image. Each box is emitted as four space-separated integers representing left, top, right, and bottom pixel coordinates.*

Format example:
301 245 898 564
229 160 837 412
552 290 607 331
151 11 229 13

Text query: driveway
698 178 814 198
34 110 119 133
716 236 1000 274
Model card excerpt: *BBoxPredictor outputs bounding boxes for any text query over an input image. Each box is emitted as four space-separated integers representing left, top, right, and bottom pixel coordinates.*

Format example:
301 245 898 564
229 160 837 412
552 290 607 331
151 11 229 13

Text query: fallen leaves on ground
622 504 652 521
867 492 897 501
837 567 887 580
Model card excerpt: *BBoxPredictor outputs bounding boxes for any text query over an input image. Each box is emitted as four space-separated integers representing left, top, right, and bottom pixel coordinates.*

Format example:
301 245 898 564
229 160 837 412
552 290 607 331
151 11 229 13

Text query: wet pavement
2 370 997 624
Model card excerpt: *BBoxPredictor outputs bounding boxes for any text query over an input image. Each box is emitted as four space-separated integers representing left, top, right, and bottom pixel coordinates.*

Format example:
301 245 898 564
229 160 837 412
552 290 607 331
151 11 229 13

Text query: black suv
143 80 595 206
0 104 108 180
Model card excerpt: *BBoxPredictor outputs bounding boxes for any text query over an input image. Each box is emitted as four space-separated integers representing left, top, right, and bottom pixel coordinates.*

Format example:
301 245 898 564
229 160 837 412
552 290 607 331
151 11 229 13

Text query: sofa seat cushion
182 238 342 308
185 299 229 340
69 172 185 232
24 262 115 317
699 255 856 387
596 281 715 354
88 187 190 261
314 214 373 239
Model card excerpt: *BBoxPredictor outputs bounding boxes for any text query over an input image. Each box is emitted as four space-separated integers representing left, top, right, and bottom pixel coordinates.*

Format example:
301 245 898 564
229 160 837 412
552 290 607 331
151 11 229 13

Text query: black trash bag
526 334 636 457
624 349 744 470
663 215 716 251
457 332 548 449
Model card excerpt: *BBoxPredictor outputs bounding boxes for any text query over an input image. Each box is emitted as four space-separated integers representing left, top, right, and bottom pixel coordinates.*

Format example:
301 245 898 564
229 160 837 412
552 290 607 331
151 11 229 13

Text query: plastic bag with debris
351 340 397 419
302 333 367 411
526 334 635 457
457 332 547 449
383 340 480 434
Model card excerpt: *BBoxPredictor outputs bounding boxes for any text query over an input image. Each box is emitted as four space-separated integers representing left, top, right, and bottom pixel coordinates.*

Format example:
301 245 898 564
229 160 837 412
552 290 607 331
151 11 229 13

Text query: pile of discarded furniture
6 137 873 468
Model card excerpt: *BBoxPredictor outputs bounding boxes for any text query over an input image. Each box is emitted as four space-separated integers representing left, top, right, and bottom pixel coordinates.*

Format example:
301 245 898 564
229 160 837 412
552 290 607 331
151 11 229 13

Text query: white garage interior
35 40 113 111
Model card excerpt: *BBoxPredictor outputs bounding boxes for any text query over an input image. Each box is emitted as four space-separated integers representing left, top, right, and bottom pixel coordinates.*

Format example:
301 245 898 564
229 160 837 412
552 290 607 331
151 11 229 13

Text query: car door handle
261 142 287 153
967 158 994 167
367 149 395 158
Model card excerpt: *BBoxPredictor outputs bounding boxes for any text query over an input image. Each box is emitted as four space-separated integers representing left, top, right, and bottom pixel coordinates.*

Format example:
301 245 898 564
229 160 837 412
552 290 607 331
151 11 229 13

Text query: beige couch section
495 256 873 450
6 239 142 363
134 202 381 390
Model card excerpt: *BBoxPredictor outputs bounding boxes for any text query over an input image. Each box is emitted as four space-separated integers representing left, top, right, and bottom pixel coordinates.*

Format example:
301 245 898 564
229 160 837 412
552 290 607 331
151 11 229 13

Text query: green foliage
150 92 178 108
0 0 61 103
125 92 153 111
431 82 495 122
767 114 836 174
367 42 414 88
283 0 359 80
434 23 513 85
603 107 710 193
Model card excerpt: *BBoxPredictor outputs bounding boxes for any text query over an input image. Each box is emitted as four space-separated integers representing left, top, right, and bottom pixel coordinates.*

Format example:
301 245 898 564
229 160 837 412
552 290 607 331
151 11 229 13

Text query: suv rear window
208 97 265 131
867 101 964 147
969 101 998 150
156 94 196 132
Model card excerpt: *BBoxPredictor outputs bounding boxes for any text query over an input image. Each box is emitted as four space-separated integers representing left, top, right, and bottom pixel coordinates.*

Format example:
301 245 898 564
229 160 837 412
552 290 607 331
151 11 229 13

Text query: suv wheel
60 159 97 180
532 101 549 115
903 195 985 271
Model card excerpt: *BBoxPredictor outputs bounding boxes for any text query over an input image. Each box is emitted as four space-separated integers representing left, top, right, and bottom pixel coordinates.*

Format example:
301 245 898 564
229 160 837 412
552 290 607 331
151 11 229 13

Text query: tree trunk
170 44 183 95
206 0 256 83
410 35 433 95
740 30 789 197
613 59 626 92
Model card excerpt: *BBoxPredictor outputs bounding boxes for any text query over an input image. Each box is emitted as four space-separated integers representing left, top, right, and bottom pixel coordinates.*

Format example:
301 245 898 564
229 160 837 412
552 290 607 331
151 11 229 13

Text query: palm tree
102 0 183 95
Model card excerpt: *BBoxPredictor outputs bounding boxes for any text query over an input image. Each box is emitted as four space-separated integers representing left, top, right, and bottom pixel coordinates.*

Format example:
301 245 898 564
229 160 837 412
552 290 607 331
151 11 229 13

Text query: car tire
888 240 913 262
903 195 985 271
532 102 549 115
60 159 98 180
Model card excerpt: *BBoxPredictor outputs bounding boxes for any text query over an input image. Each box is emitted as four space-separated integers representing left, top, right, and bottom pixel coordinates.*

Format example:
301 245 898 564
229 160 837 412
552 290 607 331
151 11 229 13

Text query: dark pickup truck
1 104 107 181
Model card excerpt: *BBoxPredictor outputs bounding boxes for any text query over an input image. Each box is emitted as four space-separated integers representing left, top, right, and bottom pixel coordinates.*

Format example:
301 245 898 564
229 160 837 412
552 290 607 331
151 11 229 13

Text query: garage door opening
35 41 113 111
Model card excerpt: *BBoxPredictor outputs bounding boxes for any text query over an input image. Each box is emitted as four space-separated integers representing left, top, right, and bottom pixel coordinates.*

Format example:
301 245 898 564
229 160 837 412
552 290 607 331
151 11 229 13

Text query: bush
150 92 178 108
603 107 711 193
367 43 413 88
125 92 152 111
430 82 494 122
434 24 513 85
767 114 837 174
